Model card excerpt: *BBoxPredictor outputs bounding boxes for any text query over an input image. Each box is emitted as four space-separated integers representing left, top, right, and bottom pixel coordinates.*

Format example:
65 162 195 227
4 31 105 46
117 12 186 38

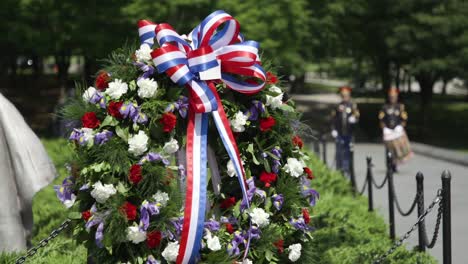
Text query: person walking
330 86 360 177
379 87 413 171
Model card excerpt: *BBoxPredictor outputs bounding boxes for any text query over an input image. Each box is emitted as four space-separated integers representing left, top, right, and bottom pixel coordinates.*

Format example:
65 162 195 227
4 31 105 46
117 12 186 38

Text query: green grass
0 139 435 264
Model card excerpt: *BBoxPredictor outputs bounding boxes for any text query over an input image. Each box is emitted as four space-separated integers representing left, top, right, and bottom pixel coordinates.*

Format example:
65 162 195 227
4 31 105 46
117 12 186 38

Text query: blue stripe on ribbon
155 58 189 74
159 35 189 48
140 31 155 45
189 59 219 74
212 113 250 205
188 112 209 263
194 81 219 111
235 40 260 49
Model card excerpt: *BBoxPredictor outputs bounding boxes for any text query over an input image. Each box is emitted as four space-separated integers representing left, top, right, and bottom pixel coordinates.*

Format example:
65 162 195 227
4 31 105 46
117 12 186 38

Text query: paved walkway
322 142 467 264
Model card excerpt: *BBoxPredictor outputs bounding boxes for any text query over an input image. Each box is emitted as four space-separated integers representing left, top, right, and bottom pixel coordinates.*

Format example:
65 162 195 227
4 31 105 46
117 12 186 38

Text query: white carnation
153 190 169 207
266 94 283 110
126 226 147 244
135 45 153 62
269 85 283 94
249 207 270 227
288 243 302 262
82 86 97 102
90 181 117 203
284 157 304 178
230 111 248 132
128 130 149 156
137 78 158 98
226 160 236 177
236 259 253 264
106 79 128 99
163 138 179 154
204 230 222 251
162 241 180 263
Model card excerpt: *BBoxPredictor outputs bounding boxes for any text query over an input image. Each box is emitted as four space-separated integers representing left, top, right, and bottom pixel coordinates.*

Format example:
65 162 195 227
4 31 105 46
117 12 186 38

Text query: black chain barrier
391 178 419 217
15 219 72 264
421 191 444 249
348 149 452 264
370 169 388 189
373 189 443 264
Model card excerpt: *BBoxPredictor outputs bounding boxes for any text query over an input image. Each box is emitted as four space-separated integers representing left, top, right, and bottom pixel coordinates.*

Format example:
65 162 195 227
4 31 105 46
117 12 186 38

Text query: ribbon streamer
137 10 266 264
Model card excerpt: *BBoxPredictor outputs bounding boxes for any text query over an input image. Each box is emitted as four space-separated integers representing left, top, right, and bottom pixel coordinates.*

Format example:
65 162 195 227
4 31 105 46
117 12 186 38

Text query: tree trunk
55 50 71 88
415 73 436 140
378 60 391 94
441 78 448 96
395 64 401 90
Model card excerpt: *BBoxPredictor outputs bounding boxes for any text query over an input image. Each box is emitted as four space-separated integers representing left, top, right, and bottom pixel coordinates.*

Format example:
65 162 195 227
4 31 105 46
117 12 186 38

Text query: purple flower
85 207 110 248
204 219 220 232
248 225 261 240
53 176 76 207
170 217 184 238
69 128 93 146
89 91 106 109
146 255 160 264
134 61 155 79
120 102 139 120
246 100 265 121
139 200 161 231
139 152 170 166
271 147 282 174
166 96 189 118
301 178 320 206
133 112 148 124
94 130 113 145
272 194 284 211
228 231 246 256
290 217 312 232
241 178 266 211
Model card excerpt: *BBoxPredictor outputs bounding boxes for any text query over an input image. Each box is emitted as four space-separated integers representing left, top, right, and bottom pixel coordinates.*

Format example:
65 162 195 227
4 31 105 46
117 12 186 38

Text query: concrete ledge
411 142 468 167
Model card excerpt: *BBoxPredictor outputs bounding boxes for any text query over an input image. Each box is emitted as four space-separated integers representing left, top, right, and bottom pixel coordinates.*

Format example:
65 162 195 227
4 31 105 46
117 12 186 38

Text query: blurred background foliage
2 0 468 144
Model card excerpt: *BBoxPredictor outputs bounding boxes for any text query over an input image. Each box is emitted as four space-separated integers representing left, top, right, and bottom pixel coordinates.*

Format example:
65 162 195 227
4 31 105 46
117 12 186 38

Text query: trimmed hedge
0 139 435 264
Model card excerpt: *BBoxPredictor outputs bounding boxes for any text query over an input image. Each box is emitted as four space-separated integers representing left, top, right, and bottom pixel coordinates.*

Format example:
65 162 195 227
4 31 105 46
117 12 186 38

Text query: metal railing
350 150 452 264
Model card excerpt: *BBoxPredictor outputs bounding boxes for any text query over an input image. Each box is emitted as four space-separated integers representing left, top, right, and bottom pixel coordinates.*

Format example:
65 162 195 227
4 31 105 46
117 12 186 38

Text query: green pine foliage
0 140 436 263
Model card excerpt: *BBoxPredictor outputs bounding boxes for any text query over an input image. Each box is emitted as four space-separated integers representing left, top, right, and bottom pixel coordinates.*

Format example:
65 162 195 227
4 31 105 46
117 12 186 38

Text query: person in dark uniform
379 87 412 171
330 86 360 177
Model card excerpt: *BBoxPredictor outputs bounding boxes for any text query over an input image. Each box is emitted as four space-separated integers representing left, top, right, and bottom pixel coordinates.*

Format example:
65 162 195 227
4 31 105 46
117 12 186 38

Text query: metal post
416 172 425 252
366 156 373 211
387 151 396 240
313 140 320 156
321 134 327 165
442 171 452 264
349 143 357 193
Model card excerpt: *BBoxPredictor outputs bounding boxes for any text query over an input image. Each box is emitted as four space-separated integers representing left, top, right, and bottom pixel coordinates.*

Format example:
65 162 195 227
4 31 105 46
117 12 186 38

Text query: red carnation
225 223 234 234
259 171 277 188
304 167 314 180
302 208 311 224
266 71 278 84
107 101 123 119
259 116 276 132
220 197 236 209
120 202 138 221
129 164 143 184
146 230 162 249
292 135 304 149
160 112 177 132
81 112 100 128
82 210 92 222
95 71 110 91
273 239 284 254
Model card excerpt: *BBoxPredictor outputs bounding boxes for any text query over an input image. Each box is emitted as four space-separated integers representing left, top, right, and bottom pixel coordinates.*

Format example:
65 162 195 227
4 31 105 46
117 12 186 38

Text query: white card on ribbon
199 59 222 80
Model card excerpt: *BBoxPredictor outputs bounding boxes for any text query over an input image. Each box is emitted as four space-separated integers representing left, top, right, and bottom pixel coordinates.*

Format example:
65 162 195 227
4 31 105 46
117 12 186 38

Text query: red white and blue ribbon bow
138 10 266 264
